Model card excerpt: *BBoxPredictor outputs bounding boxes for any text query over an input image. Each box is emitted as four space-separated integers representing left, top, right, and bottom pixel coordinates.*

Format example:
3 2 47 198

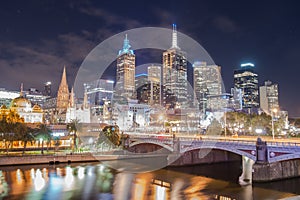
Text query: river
0 161 299 200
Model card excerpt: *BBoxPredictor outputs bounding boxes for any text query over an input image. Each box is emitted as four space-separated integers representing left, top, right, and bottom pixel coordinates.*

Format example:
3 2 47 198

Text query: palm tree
67 119 80 151
34 124 52 154
0 119 18 154
0 110 24 154
14 123 35 155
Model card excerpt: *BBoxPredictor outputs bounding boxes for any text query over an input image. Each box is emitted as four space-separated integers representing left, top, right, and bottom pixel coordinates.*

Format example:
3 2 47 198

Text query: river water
0 161 299 200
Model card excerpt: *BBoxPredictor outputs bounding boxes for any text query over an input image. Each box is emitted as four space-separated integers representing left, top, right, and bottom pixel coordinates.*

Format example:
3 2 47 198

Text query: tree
0 109 25 153
98 125 121 148
53 136 61 153
34 124 52 154
206 119 222 136
67 119 80 151
15 123 35 155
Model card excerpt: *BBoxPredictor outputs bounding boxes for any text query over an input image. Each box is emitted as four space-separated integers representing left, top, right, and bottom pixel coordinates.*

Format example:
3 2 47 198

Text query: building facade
260 80 279 114
9 88 44 123
44 81 52 96
234 63 259 111
0 89 19 107
116 34 135 99
113 100 150 131
193 61 223 113
66 89 90 123
148 65 161 105
84 79 114 123
162 24 188 109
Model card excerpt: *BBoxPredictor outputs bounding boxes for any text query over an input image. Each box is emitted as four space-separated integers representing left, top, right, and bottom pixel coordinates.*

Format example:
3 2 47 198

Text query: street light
271 108 278 140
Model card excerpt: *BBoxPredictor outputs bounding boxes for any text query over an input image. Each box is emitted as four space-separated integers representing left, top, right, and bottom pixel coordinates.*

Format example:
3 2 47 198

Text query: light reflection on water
0 163 297 200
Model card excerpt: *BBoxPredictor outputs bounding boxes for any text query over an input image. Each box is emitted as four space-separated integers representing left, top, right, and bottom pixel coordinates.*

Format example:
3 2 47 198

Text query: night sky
0 1 300 117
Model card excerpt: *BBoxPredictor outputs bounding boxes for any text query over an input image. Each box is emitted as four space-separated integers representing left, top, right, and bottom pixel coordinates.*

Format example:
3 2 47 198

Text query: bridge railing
178 137 257 145
267 141 300 147
129 135 300 148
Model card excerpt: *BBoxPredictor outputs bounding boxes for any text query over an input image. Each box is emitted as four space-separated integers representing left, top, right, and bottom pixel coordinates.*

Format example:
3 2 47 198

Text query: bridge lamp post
271 108 278 140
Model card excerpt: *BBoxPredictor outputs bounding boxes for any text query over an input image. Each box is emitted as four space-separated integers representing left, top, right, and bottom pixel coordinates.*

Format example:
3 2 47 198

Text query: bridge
126 135 300 184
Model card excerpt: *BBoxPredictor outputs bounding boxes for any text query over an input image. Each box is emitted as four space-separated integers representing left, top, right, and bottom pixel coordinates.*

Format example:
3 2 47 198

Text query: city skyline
0 1 299 116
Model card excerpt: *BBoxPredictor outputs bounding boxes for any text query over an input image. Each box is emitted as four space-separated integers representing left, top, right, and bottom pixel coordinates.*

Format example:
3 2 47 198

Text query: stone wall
0 153 97 166
253 159 300 182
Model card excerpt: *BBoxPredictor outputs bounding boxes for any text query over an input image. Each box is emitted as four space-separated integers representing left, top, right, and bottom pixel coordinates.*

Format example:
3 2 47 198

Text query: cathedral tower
56 66 69 113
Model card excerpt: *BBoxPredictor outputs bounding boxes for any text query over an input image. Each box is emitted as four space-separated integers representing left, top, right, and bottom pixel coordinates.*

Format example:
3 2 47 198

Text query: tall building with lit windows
44 81 52 96
148 65 161 105
162 24 187 109
116 34 135 99
193 61 223 113
260 80 279 114
234 63 259 111
84 79 114 122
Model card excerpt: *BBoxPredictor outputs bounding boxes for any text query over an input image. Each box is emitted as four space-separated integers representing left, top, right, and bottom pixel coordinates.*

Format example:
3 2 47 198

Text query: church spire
20 83 24 97
69 87 75 108
56 66 70 112
83 91 88 109
171 24 180 49
61 66 67 86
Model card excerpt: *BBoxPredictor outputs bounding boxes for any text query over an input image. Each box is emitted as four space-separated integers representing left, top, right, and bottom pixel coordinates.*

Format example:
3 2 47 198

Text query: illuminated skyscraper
84 79 114 119
234 63 259 111
193 61 223 112
148 65 161 105
135 74 150 104
148 65 161 83
116 34 135 99
260 80 279 114
162 24 187 109
44 81 52 96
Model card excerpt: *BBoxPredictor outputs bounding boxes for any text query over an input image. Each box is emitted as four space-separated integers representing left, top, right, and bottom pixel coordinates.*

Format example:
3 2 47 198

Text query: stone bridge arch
128 140 173 153
181 145 256 161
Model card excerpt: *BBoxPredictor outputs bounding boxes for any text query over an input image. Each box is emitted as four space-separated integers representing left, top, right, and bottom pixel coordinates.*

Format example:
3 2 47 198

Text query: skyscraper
234 63 259 111
116 34 135 99
135 74 150 104
84 79 114 118
148 65 161 105
148 65 161 83
193 61 223 112
44 81 52 96
56 66 69 113
162 24 187 109
260 80 279 114
84 79 114 105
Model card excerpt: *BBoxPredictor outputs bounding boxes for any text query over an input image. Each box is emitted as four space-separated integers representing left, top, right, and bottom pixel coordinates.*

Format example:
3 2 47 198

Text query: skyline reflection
0 163 297 200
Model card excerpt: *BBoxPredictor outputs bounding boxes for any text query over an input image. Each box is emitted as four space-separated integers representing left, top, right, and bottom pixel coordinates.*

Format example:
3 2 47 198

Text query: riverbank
0 152 171 166
0 153 98 166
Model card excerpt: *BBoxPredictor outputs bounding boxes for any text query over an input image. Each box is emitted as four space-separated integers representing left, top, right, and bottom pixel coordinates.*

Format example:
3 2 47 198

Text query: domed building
7 86 44 123
10 96 32 112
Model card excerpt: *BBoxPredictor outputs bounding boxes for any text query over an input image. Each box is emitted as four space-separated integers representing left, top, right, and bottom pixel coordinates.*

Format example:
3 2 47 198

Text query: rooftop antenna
171 24 180 49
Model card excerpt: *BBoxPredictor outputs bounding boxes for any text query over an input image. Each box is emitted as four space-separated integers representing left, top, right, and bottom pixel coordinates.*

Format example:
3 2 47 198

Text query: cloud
151 8 176 28
0 3 146 93
212 16 238 33
78 7 142 30
0 31 97 92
